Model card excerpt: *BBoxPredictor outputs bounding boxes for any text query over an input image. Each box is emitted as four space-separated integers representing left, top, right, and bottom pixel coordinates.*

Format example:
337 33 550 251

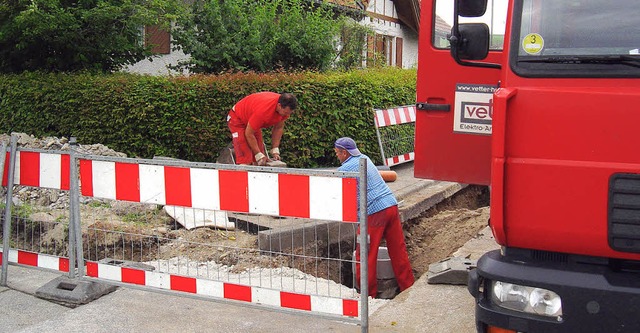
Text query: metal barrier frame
374 105 416 167
0 133 371 331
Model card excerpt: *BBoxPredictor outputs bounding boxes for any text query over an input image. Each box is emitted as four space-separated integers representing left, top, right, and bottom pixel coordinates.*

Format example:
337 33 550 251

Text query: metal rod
1 136 17 286
358 158 368 332
70 137 84 277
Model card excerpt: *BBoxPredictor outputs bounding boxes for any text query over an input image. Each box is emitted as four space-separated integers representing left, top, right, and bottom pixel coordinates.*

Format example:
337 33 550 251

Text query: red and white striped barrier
0 249 69 272
2 151 70 190
0 249 359 318
85 261 359 318
0 151 359 222
374 105 416 128
385 152 415 167
79 159 358 222
374 105 416 167
1 150 364 319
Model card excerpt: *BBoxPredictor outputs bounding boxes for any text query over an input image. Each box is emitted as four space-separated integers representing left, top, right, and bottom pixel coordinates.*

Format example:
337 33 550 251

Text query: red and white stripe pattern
0 250 359 318
373 105 416 128
385 152 415 167
85 261 359 318
0 249 70 272
374 105 416 167
79 159 359 222
2 151 70 190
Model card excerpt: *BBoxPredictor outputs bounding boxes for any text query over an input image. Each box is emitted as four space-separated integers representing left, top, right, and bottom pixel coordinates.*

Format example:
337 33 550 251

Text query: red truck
414 1 640 332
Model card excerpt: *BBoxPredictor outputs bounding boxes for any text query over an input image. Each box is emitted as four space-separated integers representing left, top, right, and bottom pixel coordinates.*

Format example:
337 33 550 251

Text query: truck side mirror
450 0 500 69
458 0 487 17
455 23 490 60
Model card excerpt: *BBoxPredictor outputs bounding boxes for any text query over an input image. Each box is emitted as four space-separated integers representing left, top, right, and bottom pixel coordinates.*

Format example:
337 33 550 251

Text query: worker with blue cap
334 137 415 298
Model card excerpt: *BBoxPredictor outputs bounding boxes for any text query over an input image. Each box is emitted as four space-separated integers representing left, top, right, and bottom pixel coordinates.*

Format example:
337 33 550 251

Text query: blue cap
334 137 362 156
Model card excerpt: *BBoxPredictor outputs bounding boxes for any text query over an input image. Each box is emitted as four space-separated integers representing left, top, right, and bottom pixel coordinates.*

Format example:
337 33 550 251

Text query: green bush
0 0 187 73
173 0 342 73
0 68 416 167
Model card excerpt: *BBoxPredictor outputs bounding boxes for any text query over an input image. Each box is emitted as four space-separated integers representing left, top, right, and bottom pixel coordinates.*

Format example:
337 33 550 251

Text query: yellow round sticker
522 33 544 55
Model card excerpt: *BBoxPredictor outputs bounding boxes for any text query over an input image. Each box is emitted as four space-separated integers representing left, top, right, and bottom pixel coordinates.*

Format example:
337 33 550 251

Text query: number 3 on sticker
523 33 544 55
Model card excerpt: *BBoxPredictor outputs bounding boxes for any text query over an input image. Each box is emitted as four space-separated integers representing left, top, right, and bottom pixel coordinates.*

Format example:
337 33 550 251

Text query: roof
328 0 421 34
393 0 421 33
435 15 451 34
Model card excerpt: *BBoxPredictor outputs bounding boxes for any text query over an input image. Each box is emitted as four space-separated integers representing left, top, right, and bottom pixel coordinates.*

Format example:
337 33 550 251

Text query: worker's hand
270 147 281 161
255 152 268 166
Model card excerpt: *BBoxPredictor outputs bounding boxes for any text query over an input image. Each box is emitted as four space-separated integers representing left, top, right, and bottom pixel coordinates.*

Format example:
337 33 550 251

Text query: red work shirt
232 92 289 130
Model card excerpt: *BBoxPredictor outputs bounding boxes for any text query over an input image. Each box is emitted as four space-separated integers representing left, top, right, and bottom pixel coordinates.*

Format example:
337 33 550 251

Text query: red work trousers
227 111 264 165
355 205 415 297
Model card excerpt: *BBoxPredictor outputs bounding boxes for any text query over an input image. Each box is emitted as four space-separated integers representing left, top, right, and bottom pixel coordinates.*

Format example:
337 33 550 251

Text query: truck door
414 0 508 185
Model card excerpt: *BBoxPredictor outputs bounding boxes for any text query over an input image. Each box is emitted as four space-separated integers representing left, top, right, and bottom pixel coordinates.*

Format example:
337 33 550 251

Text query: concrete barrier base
426 256 476 285
35 276 117 308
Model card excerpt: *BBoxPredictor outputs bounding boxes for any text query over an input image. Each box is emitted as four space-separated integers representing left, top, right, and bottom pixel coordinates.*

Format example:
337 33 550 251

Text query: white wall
363 0 418 68
125 48 190 76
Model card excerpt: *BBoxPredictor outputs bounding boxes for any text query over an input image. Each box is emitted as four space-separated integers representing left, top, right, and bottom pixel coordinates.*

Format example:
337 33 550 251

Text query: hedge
0 68 416 168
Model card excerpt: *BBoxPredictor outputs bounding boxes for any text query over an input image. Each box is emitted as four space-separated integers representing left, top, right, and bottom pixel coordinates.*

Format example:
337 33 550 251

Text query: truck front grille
609 173 640 253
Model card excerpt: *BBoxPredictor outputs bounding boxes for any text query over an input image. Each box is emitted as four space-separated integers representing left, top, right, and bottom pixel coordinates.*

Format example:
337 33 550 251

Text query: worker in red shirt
227 92 298 165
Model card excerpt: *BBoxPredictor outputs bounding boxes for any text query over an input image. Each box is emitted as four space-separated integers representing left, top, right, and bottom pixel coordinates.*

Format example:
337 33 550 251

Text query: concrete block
35 276 117 308
426 256 476 285
258 220 357 252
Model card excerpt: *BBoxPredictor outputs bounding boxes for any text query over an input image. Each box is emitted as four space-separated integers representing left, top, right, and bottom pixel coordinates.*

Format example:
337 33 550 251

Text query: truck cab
415 1 640 332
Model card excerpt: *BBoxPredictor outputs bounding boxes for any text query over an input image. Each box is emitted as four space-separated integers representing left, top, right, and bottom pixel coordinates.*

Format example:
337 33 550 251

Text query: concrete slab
370 226 498 333
452 226 499 260
257 219 358 252
0 288 71 332
426 256 476 285
229 213 302 231
386 162 435 201
5 265 62 294
369 278 476 333
164 206 235 230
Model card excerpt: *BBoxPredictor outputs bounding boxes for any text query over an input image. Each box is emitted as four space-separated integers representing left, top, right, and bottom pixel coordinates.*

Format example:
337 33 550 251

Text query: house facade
125 0 420 75
358 0 420 69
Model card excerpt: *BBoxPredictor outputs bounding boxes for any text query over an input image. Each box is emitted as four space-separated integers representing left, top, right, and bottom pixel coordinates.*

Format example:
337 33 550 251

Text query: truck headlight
491 281 563 319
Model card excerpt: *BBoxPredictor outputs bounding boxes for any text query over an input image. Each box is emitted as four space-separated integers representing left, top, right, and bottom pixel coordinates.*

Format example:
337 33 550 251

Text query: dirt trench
403 185 490 279
7 185 490 289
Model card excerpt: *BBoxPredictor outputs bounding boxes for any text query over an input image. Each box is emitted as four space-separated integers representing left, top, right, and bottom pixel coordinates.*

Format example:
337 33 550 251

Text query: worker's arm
245 123 268 166
270 121 285 160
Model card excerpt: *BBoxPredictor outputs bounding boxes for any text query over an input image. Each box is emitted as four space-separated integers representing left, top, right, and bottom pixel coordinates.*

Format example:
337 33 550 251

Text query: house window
145 25 171 55
367 33 396 67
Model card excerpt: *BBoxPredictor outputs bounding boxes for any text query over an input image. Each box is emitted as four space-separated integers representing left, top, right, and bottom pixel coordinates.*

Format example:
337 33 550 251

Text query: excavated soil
11 185 490 285
403 185 490 279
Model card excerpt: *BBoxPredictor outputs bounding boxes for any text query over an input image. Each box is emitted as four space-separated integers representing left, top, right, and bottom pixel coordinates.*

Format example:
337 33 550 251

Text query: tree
172 0 345 73
0 0 187 73
335 18 375 70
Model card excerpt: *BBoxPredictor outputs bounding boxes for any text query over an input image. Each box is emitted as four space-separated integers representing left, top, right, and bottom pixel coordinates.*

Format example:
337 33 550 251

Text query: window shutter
396 37 403 67
145 25 171 55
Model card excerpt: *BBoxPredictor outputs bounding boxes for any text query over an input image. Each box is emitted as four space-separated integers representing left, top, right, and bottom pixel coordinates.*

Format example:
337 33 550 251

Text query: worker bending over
227 92 298 165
